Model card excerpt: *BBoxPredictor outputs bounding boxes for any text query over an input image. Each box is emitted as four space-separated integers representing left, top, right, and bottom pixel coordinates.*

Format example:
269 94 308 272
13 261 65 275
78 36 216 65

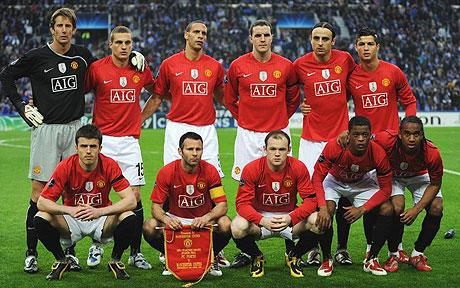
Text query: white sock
397 243 403 251
411 249 423 257
389 251 398 257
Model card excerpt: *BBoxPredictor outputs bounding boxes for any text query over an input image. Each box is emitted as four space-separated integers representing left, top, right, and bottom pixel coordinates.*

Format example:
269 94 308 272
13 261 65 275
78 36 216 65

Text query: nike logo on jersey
44 68 54 73
355 85 364 89
173 185 182 188
104 80 112 84
175 72 183 76
307 72 316 76
243 74 252 78
257 184 266 188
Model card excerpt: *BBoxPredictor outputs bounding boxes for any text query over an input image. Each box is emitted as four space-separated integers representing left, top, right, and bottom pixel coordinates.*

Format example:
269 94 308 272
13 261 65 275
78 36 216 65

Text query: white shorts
101 135 145 186
164 120 223 177
61 215 111 248
392 173 442 205
258 212 294 241
166 212 194 225
324 173 380 208
298 138 327 179
232 126 291 181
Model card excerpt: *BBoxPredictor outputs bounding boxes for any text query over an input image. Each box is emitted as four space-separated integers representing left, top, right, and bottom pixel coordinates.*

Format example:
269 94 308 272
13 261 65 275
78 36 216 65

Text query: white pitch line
444 169 460 176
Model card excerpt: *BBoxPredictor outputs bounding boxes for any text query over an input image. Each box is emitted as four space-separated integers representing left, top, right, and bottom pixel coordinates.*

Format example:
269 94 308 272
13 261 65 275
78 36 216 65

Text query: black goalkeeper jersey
0 43 96 124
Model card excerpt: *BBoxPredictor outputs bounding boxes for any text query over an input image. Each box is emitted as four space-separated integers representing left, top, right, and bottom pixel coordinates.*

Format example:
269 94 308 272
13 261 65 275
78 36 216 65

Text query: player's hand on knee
191 215 211 230
343 205 365 224
164 215 182 230
316 207 331 231
400 207 420 225
129 51 145 72
271 215 291 232
24 104 44 128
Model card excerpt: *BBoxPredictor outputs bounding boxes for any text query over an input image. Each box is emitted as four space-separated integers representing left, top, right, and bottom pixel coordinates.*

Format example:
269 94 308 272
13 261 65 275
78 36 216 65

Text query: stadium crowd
0 0 459 115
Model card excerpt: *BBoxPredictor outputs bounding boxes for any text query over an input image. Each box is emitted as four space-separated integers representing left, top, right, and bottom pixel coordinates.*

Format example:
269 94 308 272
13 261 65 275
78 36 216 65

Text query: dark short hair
312 22 336 39
185 20 207 32
264 130 291 148
75 124 102 145
179 132 203 149
348 116 371 131
50 7 77 29
249 19 273 36
110 25 132 42
400 115 424 133
355 27 380 44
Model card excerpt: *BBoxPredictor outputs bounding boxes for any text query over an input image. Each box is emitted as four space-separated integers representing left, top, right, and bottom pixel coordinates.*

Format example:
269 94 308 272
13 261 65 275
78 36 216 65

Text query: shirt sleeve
150 167 170 204
223 62 239 120
285 62 301 118
152 60 169 97
289 162 317 226
208 164 227 203
109 160 130 192
142 64 155 87
427 144 443 183
84 62 97 93
312 142 336 207
40 162 67 202
362 145 392 211
235 165 263 225
395 67 416 116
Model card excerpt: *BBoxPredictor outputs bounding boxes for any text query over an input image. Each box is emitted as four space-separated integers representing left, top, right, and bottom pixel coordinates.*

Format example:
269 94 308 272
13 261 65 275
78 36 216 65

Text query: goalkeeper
0 7 145 274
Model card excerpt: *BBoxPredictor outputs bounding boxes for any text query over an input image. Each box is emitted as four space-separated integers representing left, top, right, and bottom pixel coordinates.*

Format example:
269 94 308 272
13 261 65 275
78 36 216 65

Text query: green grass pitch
0 128 459 287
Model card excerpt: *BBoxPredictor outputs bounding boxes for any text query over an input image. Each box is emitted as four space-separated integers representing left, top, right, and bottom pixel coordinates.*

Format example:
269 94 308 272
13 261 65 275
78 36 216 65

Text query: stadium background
0 1 459 287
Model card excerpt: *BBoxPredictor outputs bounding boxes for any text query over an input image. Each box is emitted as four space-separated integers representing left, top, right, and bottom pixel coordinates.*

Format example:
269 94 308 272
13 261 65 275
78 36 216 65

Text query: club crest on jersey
70 61 78 70
283 177 293 188
259 71 267 82
97 180 105 188
58 63 66 73
186 185 195 195
273 70 281 79
85 181 94 192
205 69 212 77
133 75 140 83
400 162 409 170
382 78 391 87
369 81 377 92
191 69 199 79
334 65 342 74
120 77 127 87
350 164 360 173
197 180 206 190
272 181 280 192
321 69 330 79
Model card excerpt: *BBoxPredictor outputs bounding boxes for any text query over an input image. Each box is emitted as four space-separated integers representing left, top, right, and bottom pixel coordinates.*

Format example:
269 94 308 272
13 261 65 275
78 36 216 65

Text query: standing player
33 124 136 280
0 8 95 273
313 116 393 276
0 8 145 273
336 26 418 264
224 19 300 268
231 130 320 278
372 116 443 272
143 132 232 277
85 26 159 269
293 21 356 266
142 20 225 178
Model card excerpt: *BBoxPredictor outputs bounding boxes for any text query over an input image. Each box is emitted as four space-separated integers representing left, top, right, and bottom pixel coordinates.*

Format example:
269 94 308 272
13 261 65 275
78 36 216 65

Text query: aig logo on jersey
182 81 208 96
361 92 389 109
314 80 341 97
75 192 102 206
263 193 290 206
250 83 277 98
51 75 77 92
178 194 204 208
110 89 135 103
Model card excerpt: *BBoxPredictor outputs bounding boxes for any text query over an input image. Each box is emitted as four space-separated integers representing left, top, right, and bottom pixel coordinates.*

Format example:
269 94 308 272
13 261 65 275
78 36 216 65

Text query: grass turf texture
0 128 459 287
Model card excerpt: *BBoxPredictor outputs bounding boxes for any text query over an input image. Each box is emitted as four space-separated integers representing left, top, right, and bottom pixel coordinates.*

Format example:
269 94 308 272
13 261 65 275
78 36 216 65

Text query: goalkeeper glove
24 104 44 128
129 51 145 72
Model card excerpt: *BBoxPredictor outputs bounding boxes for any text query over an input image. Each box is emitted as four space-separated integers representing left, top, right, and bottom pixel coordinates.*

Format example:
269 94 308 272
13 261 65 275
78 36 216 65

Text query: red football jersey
153 51 224 125
294 49 356 141
41 154 130 207
224 53 300 132
151 160 226 218
236 156 317 226
85 56 155 138
312 140 392 211
373 130 443 181
348 61 416 132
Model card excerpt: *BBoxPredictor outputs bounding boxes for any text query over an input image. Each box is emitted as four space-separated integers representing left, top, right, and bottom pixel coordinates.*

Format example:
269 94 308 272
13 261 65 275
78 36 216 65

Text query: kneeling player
313 116 393 276
231 130 320 278
372 116 443 272
34 125 136 280
143 132 231 277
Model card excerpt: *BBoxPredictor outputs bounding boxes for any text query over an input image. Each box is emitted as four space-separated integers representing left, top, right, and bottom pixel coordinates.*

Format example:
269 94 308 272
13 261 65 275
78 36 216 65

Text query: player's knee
119 211 135 221
143 218 161 238
231 216 249 239
35 211 52 221
391 195 405 215
131 186 141 201
31 180 45 201
216 215 232 235
428 198 443 216
379 201 393 216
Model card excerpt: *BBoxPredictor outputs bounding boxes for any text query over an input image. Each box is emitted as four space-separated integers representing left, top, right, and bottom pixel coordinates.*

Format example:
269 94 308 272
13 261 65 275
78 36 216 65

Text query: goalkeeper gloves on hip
24 104 44 128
